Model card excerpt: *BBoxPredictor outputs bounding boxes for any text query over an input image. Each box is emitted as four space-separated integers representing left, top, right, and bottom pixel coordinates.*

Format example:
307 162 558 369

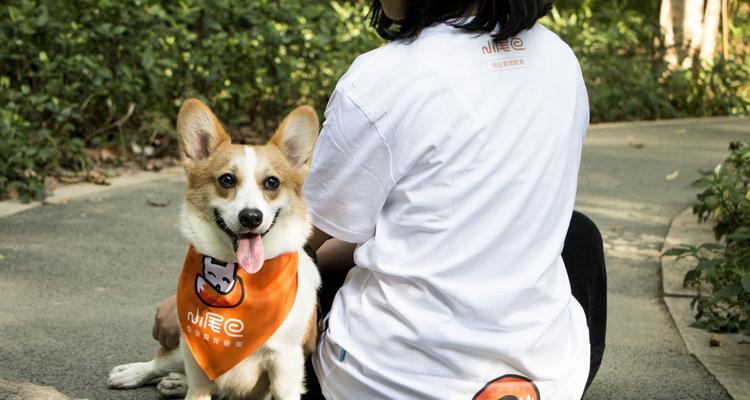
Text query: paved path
578 117 747 399
0 117 748 399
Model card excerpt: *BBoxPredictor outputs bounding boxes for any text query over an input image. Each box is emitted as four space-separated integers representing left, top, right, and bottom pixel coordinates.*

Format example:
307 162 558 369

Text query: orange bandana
176 246 299 380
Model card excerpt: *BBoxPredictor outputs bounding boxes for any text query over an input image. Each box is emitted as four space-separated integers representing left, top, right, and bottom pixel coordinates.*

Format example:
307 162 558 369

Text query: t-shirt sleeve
303 88 396 244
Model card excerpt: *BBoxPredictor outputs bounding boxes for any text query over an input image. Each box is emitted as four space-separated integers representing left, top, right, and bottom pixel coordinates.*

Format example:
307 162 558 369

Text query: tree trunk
699 0 722 61
721 0 729 59
683 0 705 50
660 0 679 66
659 0 723 67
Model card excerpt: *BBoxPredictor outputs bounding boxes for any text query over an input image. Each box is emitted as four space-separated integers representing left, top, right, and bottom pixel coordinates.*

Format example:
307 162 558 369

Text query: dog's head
177 99 318 274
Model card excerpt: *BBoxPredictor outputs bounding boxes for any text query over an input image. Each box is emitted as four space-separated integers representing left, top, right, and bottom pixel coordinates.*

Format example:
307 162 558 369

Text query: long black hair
369 0 554 42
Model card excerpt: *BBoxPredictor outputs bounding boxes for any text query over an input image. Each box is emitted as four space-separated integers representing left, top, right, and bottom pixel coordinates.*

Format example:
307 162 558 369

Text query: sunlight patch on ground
0 379 87 400
577 195 671 226
601 230 664 263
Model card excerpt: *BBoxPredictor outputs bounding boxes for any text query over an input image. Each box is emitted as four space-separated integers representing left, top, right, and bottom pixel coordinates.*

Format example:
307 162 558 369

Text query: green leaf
699 243 725 251
728 231 750 241
683 269 701 287
141 51 155 70
696 258 722 271
663 247 691 257
712 284 744 300
741 274 750 294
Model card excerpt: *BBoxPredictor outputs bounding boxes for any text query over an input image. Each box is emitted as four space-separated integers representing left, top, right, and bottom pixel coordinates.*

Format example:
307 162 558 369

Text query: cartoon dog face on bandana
195 257 245 308
472 374 540 400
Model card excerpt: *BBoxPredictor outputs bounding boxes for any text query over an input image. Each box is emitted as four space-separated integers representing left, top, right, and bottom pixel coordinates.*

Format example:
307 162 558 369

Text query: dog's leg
303 305 318 355
268 346 305 400
182 343 213 400
157 372 188 398
108 346 184 389
184 386 212 400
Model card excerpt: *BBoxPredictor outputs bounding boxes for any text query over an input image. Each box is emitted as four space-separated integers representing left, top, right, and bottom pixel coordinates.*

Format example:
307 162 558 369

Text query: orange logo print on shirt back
473 374 540 400
176 246 299 380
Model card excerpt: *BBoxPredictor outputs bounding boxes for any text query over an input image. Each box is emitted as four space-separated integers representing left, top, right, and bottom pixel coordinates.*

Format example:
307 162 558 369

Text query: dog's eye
263 176 280 191
217 173 236 189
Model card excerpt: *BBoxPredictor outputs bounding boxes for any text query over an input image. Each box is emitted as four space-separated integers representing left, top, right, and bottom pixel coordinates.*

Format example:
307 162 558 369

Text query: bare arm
309 226 332 252
310 226 356 273
152 294 179 349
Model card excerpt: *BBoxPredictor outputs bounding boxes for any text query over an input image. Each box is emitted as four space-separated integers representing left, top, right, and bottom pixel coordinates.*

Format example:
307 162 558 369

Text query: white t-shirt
305 22 590 400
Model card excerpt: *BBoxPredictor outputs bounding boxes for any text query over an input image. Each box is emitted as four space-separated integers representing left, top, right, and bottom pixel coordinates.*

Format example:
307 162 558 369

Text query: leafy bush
543 2 750 123
542 5 679 122
667 141 750 335
3 1 749 201
0 0 380 201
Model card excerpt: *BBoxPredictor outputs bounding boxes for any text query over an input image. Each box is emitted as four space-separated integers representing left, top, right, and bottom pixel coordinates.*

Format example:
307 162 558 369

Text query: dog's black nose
239 208 263 229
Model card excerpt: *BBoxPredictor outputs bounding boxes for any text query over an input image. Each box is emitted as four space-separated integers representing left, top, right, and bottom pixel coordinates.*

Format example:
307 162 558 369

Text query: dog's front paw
108 361 158 389
157 372 188 398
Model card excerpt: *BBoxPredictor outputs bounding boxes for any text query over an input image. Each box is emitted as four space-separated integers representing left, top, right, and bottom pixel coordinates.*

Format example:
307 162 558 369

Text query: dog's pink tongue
236 235 264 274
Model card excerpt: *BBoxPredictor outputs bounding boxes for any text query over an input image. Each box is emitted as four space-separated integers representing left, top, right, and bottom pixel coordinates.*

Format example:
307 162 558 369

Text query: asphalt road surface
0 117 747 399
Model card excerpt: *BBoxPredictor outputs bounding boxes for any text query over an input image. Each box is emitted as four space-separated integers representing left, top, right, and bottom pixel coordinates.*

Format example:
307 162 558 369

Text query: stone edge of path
0 167 184 218
589 115 747 131
661 207 750 400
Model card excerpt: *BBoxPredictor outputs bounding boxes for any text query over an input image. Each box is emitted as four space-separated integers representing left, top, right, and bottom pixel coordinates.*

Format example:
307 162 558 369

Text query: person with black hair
301 0 596 398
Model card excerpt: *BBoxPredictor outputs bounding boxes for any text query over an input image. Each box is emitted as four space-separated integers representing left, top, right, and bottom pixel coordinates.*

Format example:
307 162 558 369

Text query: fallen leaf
709 334 724 347
23 168 38 178
85 148 99 160
87 170 110 186
675 128 687 135
87 197 104 203
665 171 680 181
145 197 171 207
59 175 84 184
99 148 116 162
146 159 169 171
627 136 645 149
0 253 6 261
131 142 143 155
44 176 59 191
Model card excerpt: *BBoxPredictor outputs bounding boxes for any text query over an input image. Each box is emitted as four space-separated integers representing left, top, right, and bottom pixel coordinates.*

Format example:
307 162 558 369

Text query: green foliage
669 142 750 335
3 0 749 201
543 2 750 123
0 109 53 200
694 142 750 239
0 0 380 201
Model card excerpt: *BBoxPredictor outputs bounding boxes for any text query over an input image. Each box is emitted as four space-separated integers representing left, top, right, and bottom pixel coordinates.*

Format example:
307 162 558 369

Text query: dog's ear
177 99 231 162
271 106 319 168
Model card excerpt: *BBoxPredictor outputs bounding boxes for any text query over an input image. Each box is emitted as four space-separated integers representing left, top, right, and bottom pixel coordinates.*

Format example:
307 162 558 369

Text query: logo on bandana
195 257 245 308
473 374 540 400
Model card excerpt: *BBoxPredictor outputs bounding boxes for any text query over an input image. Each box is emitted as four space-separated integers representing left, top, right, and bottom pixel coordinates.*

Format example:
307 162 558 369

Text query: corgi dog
108 99 321 400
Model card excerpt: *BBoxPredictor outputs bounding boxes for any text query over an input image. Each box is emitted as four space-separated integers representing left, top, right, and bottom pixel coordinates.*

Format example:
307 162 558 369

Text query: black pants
304 211 607 399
